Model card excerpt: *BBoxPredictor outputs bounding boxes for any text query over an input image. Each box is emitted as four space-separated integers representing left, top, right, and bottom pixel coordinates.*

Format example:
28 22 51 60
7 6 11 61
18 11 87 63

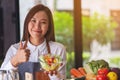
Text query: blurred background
0 0 120 78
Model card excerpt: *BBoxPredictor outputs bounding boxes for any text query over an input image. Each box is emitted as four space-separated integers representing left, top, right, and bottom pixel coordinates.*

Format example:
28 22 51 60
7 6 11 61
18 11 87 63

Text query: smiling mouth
33 30 42 33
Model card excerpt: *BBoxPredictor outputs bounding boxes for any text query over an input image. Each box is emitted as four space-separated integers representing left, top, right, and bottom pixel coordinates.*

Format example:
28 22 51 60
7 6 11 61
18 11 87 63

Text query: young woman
1 4 66 80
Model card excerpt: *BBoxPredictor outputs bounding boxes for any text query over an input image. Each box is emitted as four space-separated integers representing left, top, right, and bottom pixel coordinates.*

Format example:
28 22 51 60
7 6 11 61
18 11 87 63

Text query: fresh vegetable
85 73 96 80
96 74 108 80
107 71 118 80
78 67 86 75
39 54 62 71
84 59 109 74
70 68 84 78
110 67 120 80
97 68 109 76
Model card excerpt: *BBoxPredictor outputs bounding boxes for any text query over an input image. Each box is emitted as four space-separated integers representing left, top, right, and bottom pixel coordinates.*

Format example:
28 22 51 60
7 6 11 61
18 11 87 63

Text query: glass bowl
39 54 63 71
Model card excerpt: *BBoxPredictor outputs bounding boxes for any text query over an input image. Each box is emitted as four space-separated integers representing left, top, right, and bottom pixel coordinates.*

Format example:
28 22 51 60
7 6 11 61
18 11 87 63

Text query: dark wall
0 0 20 59
0 6 4 59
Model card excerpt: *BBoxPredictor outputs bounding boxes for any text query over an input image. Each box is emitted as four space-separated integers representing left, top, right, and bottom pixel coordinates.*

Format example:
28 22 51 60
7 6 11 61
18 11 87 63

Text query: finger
25 53 30 58
49 71 53 76
25 49 30 57
26 55 30 61
53 71 57 75
40 68 44 71
44 71 49 75
19 41 23 49
24 53 30 61
25 49 30 54
60 63 63 66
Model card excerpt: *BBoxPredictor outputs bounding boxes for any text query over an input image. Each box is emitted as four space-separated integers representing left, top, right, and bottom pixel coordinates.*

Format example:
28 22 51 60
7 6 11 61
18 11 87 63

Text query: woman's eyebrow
41 19 48 21
31 17 47 21
31 17 36 19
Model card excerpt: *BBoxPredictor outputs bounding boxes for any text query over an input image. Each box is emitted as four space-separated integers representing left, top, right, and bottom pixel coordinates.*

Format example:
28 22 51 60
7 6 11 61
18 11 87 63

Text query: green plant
66 52 75 78
82 12 118 51
82 51 90 64
53 11 118 78
53 11 74 78
109 57 120 67
53 11 74 52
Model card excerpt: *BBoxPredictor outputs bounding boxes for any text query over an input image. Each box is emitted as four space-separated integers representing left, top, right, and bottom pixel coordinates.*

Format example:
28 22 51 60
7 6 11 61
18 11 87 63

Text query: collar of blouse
27 39 47 52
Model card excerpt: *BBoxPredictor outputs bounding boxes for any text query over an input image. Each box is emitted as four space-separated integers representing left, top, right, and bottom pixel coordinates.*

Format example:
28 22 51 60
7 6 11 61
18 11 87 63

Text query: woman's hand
44 70 57 76
11 41 30 67
43 63 63 76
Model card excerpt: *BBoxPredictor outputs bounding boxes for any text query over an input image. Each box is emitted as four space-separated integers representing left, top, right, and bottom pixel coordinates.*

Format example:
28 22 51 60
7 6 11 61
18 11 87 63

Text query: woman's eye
41 22 47 24
31 19 36 23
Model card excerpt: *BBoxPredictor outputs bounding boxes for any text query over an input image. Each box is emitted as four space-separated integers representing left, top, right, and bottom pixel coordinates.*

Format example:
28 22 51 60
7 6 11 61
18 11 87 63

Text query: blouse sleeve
0 45 17 70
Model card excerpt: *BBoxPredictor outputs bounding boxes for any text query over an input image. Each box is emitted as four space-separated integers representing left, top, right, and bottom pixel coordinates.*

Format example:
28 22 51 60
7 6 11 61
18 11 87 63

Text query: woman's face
28 11 49 40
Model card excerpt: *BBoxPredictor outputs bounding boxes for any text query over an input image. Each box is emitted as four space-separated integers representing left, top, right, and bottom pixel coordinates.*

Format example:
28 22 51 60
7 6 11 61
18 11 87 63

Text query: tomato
98 68 109 76
51 57 55 62
96 74 108 80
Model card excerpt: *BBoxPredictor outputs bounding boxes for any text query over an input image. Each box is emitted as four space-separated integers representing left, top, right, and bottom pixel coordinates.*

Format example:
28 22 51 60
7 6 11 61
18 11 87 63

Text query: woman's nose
35 22 41 29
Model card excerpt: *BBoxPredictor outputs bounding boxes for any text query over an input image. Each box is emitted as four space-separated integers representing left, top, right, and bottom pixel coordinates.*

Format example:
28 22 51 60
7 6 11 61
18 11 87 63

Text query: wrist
11 56 19 67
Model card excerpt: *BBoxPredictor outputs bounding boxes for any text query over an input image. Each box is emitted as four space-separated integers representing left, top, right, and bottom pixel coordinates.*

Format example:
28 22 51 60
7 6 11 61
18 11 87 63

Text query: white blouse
0 40 66 80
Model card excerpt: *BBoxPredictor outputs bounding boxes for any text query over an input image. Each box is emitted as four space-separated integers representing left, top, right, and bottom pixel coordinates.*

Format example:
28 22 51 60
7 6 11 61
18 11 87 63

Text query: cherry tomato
98 68 109 76
96 74 108 80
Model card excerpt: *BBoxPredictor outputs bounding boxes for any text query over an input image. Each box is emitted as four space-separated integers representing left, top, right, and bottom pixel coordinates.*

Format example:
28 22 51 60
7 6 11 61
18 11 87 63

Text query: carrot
70 68 84 78
78 67 86 75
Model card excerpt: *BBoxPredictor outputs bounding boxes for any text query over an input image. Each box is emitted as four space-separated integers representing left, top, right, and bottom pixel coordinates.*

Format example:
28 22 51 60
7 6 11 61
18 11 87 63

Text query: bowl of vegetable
39 54 63 71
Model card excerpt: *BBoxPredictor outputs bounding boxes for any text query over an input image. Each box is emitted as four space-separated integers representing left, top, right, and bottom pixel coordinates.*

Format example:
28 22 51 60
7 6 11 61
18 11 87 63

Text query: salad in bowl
39 54 63 71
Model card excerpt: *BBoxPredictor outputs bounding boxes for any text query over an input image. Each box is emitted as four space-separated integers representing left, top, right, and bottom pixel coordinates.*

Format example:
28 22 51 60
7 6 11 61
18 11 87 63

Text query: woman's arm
1 41 30 70
0 45 17 70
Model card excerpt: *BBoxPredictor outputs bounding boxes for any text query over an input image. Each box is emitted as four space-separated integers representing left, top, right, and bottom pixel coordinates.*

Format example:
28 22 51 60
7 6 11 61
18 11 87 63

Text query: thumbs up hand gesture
11 41 30 67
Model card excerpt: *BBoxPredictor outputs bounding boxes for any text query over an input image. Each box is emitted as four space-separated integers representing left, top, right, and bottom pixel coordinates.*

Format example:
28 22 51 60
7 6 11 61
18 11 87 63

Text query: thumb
23 40 28 49
19 41 24 49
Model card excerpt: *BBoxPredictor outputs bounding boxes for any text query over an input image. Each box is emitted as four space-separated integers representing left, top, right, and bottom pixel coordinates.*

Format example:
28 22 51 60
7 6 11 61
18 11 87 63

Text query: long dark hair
22 4 55 42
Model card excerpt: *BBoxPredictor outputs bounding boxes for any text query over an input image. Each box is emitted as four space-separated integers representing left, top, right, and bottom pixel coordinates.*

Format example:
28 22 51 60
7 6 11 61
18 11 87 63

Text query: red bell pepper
96 74 108 80
97 68 109 76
